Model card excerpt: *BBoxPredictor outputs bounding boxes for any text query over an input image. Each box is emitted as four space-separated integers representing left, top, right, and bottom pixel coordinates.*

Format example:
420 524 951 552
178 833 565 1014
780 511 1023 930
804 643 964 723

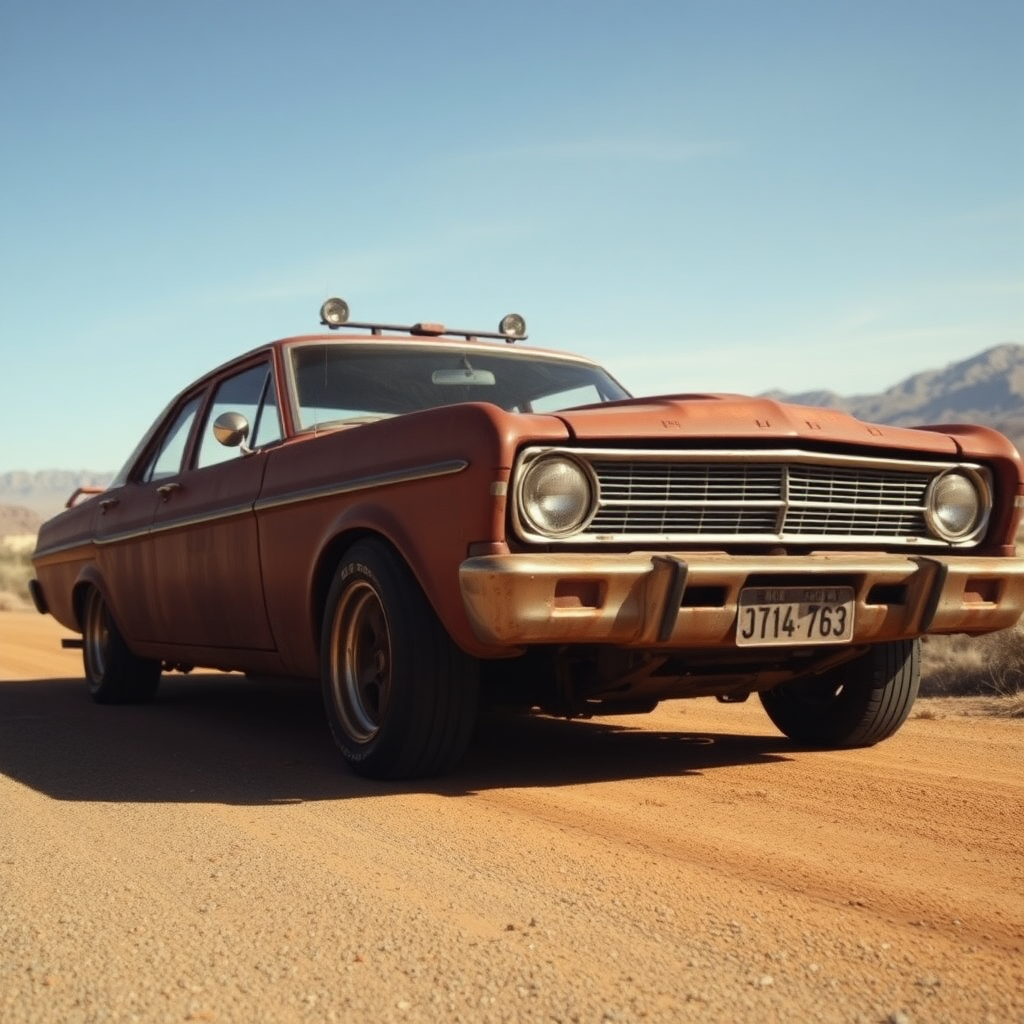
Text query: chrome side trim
45 460 469 552
87 503 254 548
30 538 98 562
94 524 158 548
129 501 254 542
254 459 469 513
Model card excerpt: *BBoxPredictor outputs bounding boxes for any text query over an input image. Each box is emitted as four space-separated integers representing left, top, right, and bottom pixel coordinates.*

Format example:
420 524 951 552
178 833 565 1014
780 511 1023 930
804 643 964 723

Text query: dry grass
920 625 1024 717
0 547 32 610
914 693 1024 719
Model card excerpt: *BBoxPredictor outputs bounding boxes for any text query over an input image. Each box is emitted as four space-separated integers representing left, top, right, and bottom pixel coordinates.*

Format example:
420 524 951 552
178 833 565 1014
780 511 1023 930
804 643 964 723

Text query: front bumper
459 551 1024 649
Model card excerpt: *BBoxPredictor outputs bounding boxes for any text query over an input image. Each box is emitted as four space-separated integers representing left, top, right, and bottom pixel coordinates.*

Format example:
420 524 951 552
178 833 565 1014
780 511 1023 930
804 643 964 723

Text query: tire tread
759 638 920 749
321 541 478 779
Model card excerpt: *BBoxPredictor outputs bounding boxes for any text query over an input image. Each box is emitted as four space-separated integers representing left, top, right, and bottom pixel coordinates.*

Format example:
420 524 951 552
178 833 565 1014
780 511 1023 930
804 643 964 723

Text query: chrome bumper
458 551 1024 648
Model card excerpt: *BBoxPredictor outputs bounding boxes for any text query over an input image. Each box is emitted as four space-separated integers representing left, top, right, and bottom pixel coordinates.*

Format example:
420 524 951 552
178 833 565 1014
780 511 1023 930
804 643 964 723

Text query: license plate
736 586 855 647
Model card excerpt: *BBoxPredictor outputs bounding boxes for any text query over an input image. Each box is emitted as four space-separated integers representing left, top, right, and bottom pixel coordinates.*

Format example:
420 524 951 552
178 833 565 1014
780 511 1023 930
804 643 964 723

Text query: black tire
321 540 479 779
759 638 920 748
82 587 162 704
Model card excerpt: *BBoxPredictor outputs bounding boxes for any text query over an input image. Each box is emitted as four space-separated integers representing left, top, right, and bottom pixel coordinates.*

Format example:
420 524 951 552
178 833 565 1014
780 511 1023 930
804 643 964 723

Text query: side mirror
213 411 251 449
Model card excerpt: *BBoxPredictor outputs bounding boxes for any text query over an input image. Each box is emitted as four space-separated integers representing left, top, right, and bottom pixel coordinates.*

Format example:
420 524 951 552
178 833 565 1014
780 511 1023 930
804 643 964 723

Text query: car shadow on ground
0 672 794 804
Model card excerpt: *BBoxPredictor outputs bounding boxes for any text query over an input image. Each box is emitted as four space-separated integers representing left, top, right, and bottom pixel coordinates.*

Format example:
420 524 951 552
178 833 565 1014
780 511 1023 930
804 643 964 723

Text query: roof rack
318 298 527 343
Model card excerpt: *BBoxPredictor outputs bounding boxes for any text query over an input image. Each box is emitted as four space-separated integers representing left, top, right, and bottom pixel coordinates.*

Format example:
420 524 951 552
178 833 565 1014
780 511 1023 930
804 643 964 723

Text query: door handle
99 498 119 514
156 483 181 501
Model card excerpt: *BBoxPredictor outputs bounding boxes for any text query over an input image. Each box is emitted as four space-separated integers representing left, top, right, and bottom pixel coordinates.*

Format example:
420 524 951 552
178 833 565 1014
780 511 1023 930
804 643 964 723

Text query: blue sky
1 0 1021 472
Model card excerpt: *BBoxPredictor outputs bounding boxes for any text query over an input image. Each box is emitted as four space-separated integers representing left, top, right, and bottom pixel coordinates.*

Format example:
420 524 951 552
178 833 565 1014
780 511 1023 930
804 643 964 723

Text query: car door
144 360 282 652
94 392 204 644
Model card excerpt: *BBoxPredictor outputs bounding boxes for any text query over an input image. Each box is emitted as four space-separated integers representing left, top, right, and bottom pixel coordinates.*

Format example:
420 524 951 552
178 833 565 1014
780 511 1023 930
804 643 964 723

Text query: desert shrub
920 624 1024 700
0 547 33 610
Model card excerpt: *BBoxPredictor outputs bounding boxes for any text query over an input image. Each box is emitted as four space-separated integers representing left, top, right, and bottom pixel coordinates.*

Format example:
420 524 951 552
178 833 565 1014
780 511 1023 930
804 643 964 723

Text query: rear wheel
759 638 920 747
321 540 479 779
81 587 162 704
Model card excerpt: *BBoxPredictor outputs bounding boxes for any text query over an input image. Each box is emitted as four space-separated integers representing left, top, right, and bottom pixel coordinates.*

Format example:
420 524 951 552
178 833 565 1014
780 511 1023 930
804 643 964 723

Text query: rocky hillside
0 504 41 537
764 343 1024 435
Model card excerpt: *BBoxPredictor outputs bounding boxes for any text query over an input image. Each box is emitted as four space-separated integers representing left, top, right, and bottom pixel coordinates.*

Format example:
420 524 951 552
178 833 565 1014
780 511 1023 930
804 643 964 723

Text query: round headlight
320 297 350 327
498 312 526 340
925 469 987 542
519 456 595 537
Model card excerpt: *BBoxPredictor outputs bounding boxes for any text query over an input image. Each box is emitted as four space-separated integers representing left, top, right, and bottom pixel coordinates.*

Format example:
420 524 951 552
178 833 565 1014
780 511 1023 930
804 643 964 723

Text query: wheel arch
310 528 401 654
70 565 110 632
296 494 484 671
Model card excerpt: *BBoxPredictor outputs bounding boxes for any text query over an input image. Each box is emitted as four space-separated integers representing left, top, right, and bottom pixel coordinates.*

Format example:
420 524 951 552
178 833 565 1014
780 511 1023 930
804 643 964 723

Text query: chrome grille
787 465 928 506
595 462 783 502
511 448 989 547
587 458 930 541
590 505 781 534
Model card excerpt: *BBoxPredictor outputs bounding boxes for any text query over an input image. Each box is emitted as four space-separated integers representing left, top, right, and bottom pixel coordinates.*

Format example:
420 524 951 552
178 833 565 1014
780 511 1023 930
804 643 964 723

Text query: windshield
287 343 631 429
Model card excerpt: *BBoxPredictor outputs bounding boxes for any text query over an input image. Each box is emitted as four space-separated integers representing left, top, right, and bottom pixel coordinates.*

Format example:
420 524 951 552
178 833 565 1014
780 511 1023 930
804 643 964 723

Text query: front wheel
81 587 162 704
321 541 479 779
759 638 920 748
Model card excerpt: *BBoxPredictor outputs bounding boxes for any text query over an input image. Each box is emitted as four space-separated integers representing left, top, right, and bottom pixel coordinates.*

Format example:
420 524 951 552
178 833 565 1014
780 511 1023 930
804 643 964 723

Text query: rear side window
142 396 202 482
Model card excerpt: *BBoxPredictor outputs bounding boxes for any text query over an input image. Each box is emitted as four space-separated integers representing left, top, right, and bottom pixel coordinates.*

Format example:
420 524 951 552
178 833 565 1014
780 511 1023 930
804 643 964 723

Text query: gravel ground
1 613 1022 1023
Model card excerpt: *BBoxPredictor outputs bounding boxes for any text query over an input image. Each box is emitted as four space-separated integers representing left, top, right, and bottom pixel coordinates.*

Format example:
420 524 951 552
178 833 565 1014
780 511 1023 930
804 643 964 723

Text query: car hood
549 393 965 455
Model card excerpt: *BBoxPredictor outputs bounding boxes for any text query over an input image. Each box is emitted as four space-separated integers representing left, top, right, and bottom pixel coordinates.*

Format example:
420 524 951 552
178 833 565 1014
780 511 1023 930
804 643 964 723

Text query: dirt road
1 612 1021 1023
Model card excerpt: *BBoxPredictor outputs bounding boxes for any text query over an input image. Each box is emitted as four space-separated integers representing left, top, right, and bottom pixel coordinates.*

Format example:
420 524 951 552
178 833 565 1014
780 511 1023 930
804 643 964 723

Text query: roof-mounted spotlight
319 297 350 328
498 312 527 342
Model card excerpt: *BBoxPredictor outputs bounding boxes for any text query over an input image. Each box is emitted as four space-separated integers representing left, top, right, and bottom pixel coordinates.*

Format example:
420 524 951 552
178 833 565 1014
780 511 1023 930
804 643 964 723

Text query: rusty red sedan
30 299 1024 777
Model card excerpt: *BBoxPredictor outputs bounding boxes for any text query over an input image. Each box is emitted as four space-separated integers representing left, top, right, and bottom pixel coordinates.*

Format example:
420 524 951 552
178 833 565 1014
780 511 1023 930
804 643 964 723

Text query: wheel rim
328 580 392 744
83 591 110 683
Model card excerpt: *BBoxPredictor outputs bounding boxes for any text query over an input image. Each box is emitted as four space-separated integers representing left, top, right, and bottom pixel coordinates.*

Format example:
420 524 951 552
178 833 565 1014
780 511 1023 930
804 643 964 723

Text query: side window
142 396 202 482
196 363 282 469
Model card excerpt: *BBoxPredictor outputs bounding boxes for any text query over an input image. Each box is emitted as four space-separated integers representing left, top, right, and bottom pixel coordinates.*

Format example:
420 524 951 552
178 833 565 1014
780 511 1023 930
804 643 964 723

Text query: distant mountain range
0 470 114 525
1 343 1022 530
763 342 1024 432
